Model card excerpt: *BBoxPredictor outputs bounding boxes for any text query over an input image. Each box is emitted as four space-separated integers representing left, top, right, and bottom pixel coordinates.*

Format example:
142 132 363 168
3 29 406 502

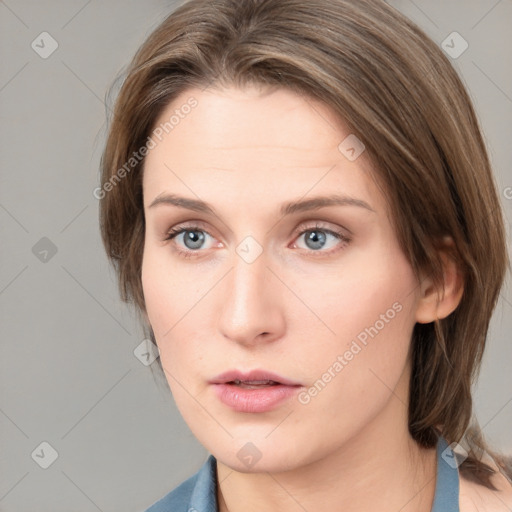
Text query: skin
140 84 484 512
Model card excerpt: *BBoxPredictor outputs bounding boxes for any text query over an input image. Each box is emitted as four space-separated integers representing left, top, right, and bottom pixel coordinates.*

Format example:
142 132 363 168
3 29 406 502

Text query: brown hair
99 0 511 489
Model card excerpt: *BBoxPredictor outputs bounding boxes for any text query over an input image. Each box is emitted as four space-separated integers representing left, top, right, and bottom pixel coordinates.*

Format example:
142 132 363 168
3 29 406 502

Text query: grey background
0 1 511 511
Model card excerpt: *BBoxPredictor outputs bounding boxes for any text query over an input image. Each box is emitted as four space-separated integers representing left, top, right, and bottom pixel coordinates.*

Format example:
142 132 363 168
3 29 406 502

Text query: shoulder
142 455 218 512
143 474 197 511
459 465 512 512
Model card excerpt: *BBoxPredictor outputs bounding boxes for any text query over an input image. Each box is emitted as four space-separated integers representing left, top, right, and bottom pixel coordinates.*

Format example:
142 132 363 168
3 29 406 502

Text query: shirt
143 435 460 511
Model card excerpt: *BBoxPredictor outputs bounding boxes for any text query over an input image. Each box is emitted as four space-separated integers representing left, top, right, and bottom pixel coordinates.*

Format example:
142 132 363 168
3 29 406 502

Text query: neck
217 435 437 512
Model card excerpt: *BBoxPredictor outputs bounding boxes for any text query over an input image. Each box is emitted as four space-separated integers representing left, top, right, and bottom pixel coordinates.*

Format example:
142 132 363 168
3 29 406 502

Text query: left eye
294 228 346 251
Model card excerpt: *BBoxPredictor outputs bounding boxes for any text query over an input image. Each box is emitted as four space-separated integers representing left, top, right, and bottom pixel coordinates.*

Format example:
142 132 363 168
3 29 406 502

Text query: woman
99 0 512 510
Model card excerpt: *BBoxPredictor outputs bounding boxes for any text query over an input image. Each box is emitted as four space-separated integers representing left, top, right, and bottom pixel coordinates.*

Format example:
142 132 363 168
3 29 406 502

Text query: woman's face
141 84 424 472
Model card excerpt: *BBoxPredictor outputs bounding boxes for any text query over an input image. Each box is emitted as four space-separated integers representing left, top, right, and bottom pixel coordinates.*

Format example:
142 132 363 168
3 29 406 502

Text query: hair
99 0 511 490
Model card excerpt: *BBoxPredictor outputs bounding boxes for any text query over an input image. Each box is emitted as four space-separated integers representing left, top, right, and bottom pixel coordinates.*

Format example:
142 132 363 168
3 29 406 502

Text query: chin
211 437 317 475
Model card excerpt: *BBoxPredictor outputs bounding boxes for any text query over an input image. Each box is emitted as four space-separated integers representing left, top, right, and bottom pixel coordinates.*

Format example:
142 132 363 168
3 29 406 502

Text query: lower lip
212 383 301 413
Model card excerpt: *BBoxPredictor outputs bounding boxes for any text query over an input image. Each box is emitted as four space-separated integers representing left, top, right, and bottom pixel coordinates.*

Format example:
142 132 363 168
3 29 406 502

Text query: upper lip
209 369 302 386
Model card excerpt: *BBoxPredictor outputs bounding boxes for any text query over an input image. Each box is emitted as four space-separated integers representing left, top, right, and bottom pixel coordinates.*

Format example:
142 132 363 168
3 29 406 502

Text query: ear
415 237 465 324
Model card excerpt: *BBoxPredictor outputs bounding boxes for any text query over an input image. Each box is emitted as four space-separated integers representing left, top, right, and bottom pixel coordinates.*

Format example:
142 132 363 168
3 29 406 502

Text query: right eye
164 225 220 258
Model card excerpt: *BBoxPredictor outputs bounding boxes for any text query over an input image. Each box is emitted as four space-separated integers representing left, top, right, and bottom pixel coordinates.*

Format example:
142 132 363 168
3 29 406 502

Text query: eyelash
163 222 352 259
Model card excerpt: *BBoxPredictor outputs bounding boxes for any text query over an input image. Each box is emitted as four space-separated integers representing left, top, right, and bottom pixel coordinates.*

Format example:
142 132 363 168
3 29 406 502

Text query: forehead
142 85 384 213
148 85 349 157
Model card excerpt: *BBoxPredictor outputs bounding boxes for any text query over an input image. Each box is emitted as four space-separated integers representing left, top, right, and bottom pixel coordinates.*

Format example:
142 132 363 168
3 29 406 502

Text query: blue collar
432 435 460 511
145 434 460 511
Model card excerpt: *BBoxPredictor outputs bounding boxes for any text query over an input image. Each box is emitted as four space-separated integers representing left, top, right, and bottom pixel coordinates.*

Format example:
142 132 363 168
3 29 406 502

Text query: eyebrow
148 193 375 216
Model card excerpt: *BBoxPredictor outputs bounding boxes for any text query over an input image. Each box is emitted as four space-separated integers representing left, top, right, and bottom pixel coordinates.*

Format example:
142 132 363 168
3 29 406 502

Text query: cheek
290 243 416 345
141 246 211 387
290 246 418 388
141 249 168 332
141 248 183 362
142 243 195 329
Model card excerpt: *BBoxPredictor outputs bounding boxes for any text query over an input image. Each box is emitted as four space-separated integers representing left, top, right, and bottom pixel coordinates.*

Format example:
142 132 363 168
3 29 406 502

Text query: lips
209 369 303 413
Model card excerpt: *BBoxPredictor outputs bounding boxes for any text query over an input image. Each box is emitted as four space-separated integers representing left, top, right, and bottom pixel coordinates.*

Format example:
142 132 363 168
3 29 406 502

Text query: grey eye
303 230 328 250
181 230 207 250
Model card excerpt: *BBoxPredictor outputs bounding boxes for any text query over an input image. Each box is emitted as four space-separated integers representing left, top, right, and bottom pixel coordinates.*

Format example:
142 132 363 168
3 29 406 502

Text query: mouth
209 369 303 413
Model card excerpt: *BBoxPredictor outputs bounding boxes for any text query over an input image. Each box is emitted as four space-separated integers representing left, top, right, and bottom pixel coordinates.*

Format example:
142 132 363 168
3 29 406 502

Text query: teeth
232 379 278 385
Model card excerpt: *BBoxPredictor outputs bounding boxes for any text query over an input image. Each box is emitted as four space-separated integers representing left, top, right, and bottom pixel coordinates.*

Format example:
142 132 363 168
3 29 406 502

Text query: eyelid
291 220 351 240
163 222 218 243
162 220 213 238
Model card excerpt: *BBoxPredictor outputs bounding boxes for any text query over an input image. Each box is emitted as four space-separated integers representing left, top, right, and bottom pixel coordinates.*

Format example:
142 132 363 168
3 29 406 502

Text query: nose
217 248 286 347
